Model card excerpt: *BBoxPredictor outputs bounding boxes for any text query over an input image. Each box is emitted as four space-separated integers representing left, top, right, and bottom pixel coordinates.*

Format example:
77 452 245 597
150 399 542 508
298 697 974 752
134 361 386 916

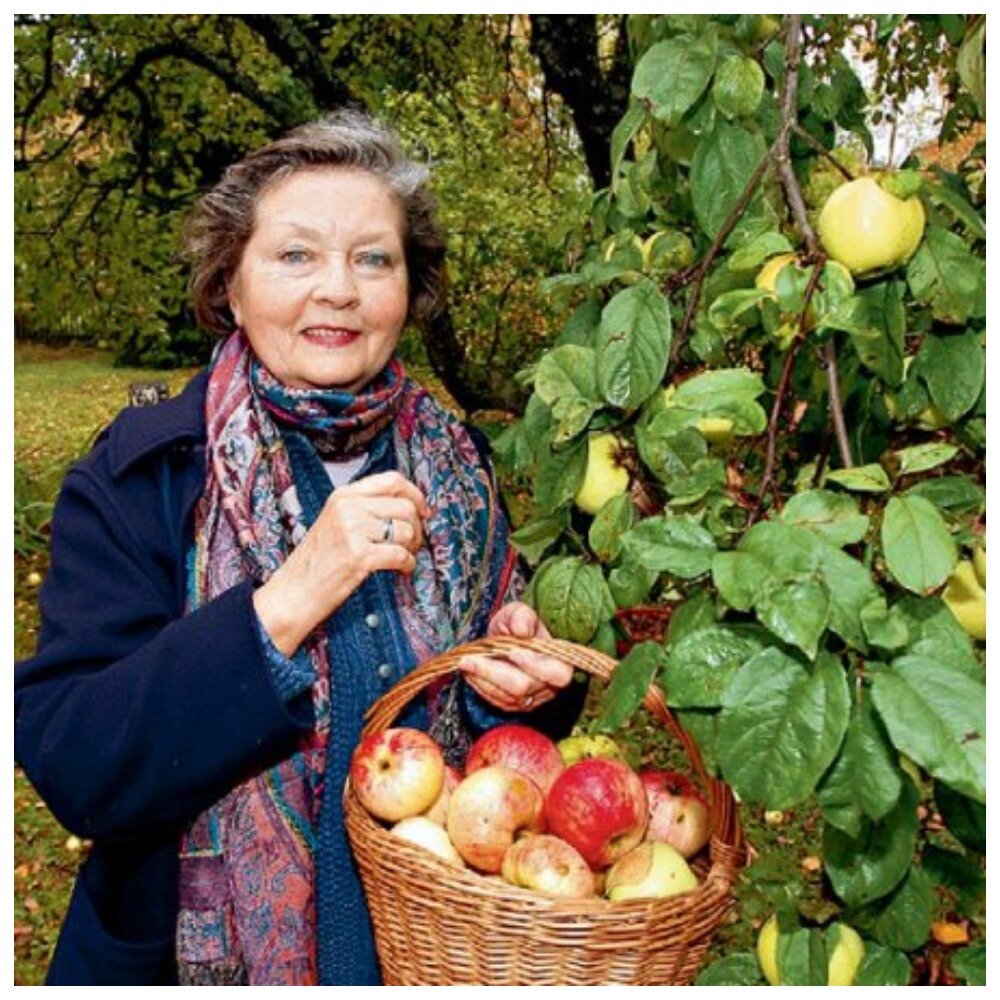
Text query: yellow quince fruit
574 432 629 515
818 176 925 276
942 559 986 641
826 922 865 986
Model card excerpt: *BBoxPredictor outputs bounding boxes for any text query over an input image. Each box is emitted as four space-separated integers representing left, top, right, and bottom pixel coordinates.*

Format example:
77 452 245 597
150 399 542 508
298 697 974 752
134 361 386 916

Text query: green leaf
755 575 830 659
840 280 907 385
881 495 957 594
818 698 903 837
620 514 717 578
717 650 851 809
825 464 892 493
631 33 717 126
905 475 985 514
815 546 881 651
534 434 587 512
509 514 566 566
780 489 870 547
670 367 766 429
492 392 551 474
596 281 672 409
779 925 829 986
533 556 614 644
894 442 959 477
852 941 914 986
893 595 981 676
534 344 602 444
955 15 986 115
610 104 647 191
712 54 765 119
593 640 667 732
712 550 771 611
738 520 820 577
727 230 793 271
665 590 717 644
847 864 934 952
588 493 634 563
951 945 987 986
921 845 985 913
871 654 985 803
924 175 986 240
607 559 658 609
663 624 770 708
693 953 763 986
690 121 768 239
907 226 986 325
636 411 700 472
555 298 603 348
934 783 986 854
913 331 985 422
822 779 919 907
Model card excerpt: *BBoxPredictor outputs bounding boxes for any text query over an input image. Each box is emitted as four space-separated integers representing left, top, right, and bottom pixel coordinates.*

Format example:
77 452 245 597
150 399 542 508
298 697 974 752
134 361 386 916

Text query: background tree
14 14 591 412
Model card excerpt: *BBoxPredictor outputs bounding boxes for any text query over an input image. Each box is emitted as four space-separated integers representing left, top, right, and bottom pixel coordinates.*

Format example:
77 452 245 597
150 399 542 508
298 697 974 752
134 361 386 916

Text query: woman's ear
226 278 242 329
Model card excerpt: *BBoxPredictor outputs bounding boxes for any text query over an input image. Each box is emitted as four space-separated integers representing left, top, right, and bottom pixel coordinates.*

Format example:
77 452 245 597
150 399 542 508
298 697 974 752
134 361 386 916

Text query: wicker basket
343 635 746 985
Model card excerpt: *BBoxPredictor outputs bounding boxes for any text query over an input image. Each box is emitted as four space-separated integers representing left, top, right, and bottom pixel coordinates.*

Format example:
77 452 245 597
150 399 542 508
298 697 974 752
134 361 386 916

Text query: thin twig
668 140 778 366
791 123 856 181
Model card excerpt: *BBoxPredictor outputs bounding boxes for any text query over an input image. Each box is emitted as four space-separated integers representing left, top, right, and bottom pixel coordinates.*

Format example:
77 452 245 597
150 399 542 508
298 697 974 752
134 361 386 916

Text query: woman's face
228 167 409 392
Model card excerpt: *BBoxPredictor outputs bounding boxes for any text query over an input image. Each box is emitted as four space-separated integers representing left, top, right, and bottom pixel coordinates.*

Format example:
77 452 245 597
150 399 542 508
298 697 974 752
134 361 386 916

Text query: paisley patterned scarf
176 331 519 983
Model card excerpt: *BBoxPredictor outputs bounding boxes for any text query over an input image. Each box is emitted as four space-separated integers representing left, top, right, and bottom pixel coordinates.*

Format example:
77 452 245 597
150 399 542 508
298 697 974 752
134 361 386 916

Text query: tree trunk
528 15 631 190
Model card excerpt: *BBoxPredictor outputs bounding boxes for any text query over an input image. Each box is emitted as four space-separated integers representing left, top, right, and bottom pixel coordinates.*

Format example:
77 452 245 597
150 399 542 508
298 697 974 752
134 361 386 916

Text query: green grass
13 343 824 985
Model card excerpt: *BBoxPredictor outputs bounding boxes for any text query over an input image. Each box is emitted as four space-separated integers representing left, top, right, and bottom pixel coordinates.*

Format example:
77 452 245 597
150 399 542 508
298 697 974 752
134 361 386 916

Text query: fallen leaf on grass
931 921 969 946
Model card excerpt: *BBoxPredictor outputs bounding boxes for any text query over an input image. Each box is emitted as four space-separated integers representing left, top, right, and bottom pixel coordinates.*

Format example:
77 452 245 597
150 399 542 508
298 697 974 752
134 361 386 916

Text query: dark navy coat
14 371 584 985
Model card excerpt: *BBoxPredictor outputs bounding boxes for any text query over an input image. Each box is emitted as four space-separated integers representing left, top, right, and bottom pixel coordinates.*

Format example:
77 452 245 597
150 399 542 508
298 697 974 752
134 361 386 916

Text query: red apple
545 758 649 869
466 723 565 795
421 764 463 826
640 769 711 859
350 727 445 823
446 765 545 873
501 834 596 899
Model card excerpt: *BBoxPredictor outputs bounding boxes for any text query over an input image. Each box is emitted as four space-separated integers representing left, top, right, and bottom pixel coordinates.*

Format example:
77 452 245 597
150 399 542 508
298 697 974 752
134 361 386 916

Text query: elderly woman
15 110 584 986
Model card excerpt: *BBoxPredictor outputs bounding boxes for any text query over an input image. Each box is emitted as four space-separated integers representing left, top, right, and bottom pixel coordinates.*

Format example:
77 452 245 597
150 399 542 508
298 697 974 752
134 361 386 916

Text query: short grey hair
182 108 447 336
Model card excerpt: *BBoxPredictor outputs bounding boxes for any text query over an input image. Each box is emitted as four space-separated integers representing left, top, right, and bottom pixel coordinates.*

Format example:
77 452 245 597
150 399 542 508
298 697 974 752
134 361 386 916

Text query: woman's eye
280 248 310 265
358 250 392 268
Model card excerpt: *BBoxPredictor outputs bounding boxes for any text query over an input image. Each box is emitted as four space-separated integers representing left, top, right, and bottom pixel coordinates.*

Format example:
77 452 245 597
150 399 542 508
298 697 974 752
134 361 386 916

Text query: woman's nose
312 255 359 306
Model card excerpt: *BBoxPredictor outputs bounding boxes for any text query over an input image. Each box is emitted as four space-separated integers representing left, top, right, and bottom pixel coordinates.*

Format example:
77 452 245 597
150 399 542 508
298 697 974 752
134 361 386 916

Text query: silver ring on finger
522 693 535 709
380 517 395 543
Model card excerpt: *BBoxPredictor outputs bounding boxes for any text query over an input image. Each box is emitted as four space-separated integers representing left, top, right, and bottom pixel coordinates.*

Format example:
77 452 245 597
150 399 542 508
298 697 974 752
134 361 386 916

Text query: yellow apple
695 416 736 447
604 841 698 901
390 816 465 868
556 732 626 766
574 432 630 515
942 559 986 641
818 176 925 276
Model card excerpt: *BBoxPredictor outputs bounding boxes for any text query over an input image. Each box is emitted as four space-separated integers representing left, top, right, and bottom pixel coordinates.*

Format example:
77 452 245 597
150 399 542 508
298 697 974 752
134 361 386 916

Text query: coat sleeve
14 460 311 843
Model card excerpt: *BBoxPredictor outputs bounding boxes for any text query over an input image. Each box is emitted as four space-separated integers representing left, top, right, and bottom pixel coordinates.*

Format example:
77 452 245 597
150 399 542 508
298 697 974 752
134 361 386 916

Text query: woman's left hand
458 602 574 713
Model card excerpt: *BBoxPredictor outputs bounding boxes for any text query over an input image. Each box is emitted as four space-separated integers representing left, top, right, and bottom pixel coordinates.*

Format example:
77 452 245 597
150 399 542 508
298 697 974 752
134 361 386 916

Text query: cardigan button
365 612 381 629
376 662 393 679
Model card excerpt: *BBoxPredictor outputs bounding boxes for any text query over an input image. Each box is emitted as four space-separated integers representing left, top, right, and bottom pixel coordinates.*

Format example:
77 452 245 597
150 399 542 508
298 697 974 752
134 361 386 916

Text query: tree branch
775 14 854 469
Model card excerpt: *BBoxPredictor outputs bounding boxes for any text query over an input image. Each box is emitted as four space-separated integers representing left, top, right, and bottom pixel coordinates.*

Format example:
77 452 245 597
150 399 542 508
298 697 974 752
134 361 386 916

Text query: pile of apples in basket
350 723 709 900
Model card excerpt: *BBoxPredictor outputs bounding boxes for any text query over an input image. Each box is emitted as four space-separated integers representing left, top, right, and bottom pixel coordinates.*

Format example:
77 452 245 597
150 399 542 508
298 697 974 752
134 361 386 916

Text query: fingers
349 470 431 518
458 648 572 713
489 601 552 640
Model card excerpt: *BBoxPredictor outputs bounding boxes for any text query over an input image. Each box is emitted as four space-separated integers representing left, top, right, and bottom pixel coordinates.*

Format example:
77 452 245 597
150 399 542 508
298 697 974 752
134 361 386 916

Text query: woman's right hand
252 471 430 656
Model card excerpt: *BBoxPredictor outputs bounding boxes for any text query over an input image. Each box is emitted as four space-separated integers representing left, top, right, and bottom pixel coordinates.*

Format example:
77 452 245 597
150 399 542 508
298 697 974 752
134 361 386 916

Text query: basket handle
360 635 728 829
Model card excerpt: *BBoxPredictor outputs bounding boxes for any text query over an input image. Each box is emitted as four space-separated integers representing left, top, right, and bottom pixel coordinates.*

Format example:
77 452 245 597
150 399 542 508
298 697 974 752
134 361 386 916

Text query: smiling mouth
302 326 362 346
